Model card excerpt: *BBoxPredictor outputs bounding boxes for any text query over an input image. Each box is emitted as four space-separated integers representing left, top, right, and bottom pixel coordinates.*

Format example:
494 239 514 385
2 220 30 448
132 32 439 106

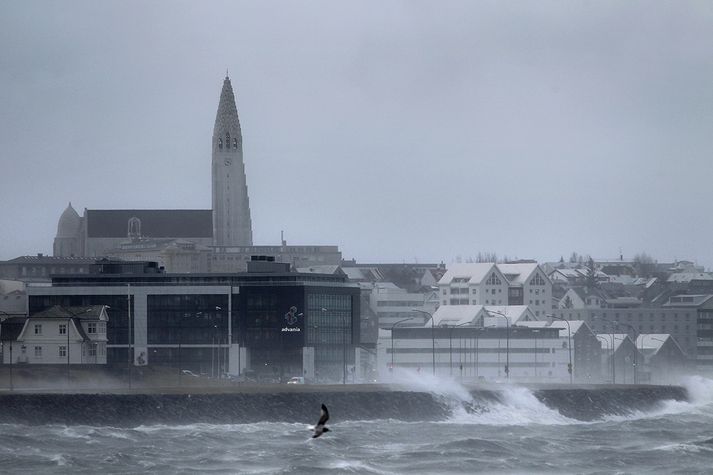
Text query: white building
377 306 569 382
438 263 553 318
2 305 109 365
438 263 510 307
498 263 553 318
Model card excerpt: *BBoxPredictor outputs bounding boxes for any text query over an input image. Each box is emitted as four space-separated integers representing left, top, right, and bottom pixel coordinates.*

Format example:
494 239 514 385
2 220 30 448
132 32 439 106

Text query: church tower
212 74 253 247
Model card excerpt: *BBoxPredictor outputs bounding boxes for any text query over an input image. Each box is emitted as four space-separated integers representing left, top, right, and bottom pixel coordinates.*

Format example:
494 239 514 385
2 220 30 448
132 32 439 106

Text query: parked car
181 369 199 377
286 376 305 384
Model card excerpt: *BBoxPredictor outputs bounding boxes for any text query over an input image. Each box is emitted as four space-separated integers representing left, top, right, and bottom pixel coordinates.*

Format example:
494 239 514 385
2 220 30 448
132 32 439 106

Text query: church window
226 133 230 149
218 138 223 149
233 138 238 149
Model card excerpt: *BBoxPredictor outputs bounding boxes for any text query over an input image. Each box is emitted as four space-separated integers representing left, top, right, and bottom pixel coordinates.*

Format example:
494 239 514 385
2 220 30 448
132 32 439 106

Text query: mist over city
1 1 713 474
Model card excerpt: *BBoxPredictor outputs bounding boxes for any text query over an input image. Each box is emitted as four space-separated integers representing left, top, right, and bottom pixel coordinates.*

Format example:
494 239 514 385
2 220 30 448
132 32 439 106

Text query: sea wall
0 385 687 426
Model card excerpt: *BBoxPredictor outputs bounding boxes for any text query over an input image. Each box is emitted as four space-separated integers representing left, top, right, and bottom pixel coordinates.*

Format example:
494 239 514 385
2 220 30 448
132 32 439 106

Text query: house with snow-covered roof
498 262 552 318
438 263 510 307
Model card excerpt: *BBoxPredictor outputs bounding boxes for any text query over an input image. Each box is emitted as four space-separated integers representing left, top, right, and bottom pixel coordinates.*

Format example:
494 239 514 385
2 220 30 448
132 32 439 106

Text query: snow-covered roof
342 267 366 280
664 294 713 307
498 263 539 285
636 334 670 352
516 319 587 338
432 305 485 326
438 263 496 285
296 265 343 275
596 333 630 352
667 272 713 283
483 305 534 326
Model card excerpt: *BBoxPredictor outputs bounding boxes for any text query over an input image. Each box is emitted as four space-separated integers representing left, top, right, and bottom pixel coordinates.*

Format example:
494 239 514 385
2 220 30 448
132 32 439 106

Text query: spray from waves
602 375 713 422
388 369 577 425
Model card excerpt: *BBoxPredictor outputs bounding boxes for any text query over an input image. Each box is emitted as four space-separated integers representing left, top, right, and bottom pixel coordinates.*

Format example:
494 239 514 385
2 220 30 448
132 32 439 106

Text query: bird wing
318 404 329 425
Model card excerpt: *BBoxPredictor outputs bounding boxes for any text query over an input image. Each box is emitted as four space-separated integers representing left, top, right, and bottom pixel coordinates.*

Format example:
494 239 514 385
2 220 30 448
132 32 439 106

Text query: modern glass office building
27 260 360 382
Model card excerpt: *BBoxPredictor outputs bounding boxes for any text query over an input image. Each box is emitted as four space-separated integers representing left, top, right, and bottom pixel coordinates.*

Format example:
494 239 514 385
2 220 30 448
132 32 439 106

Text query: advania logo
284 306 300 325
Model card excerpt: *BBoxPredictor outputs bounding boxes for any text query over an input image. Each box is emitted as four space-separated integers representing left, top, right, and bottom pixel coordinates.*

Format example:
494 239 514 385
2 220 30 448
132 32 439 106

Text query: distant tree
585 257 598 288
476 252 498 263
559 256 565 263
569 252 579 263
563 295 574 309
633 252 656 277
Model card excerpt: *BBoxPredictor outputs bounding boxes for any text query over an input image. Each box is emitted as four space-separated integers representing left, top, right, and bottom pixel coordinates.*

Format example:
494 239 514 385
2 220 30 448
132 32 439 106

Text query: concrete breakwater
0 385 687 426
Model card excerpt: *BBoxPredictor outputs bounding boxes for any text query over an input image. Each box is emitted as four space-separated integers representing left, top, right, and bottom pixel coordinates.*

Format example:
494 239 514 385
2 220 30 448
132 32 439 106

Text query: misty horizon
1 1 712 268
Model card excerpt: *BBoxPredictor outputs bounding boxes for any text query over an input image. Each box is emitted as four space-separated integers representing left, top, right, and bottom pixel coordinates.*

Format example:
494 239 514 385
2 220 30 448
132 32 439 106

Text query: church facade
52 77 339 271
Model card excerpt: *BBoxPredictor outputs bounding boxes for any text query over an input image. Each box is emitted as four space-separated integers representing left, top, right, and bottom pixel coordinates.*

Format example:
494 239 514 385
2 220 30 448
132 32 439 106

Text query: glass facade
29 271 360 381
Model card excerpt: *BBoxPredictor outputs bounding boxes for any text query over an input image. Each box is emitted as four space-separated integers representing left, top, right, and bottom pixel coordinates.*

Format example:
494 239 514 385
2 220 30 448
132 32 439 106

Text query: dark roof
0 317 27 341
29 305 105 320
4 255 95 264
86 209 213 238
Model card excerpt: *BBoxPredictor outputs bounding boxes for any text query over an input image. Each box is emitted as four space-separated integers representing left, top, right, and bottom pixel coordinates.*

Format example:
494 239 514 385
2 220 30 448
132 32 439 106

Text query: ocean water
1 376 712 474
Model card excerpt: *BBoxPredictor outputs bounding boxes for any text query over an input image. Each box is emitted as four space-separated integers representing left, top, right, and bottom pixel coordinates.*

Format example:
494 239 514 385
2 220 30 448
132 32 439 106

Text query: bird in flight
312 404 330 438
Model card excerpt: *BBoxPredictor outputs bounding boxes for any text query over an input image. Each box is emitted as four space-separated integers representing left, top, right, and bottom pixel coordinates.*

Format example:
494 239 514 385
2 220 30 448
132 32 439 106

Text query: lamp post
1 311 27 391
390 317 415 371
598 317 638 384
412 309 436 375
63 307 95 389
594 317 616 384
485 309 510 380
449 322 471 375
649 336 666 383
595 316 635 384
596 333 615 384
548 314 573 384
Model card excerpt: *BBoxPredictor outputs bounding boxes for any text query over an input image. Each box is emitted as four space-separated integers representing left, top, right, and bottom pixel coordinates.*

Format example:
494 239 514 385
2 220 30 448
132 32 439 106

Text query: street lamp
600 317 638 384
390 317 415 371
485 309 510 380
649 336 667 383
412 309 436 375
0 311 26 391
64 307 94 389
449 322 471 375
548 314 573 384
596 333 615 384
594 317 616 384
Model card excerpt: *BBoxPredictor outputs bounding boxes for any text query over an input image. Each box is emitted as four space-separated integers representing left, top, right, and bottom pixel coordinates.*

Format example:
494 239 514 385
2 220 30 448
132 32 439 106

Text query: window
87 322 97 334
99 322 106 333
34 324 42 335
59 346 66 357
233 138 238 149
34 346 42 358
59 324 67 335
486 273 501 285
530 273 546 286
89 345 97 357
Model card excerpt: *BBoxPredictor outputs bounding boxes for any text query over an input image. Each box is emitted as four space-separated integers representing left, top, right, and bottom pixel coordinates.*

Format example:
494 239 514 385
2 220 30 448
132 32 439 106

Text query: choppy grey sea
1 376 712 474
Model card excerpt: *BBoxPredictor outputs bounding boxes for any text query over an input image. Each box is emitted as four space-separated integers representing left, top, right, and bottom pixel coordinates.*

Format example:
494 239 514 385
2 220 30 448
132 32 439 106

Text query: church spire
211 75 252 247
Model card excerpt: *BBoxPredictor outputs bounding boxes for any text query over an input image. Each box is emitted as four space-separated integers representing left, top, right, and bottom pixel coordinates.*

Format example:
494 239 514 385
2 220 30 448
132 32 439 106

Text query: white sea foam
389 369 577 425
449 385 578 426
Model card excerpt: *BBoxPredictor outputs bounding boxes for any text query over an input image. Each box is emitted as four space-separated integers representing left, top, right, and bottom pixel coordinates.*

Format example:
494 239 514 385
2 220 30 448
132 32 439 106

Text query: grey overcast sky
1 1 713 267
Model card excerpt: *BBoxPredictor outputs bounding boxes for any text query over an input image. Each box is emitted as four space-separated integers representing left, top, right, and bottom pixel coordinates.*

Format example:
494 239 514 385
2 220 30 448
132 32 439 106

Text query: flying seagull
312 404 330 438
